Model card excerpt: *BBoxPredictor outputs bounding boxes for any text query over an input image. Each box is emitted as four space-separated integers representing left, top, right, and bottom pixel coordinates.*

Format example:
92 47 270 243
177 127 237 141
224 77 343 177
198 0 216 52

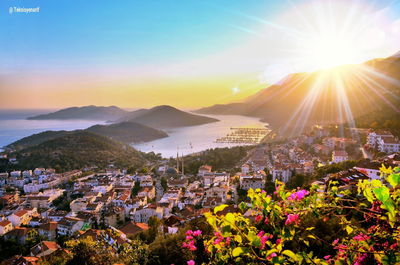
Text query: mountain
118 105 219 129
13 131 145 171
86 122 168 143
197 54 400 135
7 121 169 150
27 105 128 120
7 130 73 150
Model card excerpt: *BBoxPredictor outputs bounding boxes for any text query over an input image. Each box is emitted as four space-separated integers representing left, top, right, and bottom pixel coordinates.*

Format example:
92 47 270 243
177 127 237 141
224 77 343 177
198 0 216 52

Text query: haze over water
132 114 268 158
0 110 268 157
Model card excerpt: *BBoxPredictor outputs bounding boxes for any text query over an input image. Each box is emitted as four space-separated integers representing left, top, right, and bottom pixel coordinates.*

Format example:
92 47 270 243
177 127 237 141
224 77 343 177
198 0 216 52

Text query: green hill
13 131 146 171
86 122 168 143
121 105 219 129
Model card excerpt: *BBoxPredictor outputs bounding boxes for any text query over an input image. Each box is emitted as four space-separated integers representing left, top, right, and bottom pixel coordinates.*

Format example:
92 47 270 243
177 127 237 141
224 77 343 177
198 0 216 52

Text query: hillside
6 130 72 150
86 122 168 143
6 121 169 150
119 105 219 129
13 131 145 171
27 105 128 120
197 53 400 134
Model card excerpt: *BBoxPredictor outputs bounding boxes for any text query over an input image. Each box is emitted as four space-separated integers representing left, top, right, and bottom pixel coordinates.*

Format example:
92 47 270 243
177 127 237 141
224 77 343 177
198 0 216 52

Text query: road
360 146 373 159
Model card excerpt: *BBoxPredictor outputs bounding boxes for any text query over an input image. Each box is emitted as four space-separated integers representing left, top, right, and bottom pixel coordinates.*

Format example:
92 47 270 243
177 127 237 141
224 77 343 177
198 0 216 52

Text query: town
0 126 399 264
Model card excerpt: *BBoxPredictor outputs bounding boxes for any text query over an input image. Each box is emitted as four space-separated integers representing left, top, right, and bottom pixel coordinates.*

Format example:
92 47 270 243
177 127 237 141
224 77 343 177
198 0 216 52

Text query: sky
1 0 400 109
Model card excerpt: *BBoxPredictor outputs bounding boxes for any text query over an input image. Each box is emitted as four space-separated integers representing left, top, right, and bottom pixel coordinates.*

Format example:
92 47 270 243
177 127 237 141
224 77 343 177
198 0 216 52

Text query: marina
215 127 271 144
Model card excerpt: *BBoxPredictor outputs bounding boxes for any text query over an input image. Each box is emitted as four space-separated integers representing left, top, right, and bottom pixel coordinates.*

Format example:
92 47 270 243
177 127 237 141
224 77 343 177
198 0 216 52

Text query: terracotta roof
13 210 28 217
0 219 11 226
5 227 30 237
120 221 149 236
39 222 58 231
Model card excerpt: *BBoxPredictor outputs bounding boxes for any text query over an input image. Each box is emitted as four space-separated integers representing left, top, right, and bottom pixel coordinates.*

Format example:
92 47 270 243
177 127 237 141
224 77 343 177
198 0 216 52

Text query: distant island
7 121 169 150
27 105 128 121
86 122 168 143
116 105 219 129
28 105 219 129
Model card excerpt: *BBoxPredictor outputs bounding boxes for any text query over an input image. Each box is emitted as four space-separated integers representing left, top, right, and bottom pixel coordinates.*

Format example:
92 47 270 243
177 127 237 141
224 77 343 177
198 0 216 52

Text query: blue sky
0 0 288 72
0 0 399 109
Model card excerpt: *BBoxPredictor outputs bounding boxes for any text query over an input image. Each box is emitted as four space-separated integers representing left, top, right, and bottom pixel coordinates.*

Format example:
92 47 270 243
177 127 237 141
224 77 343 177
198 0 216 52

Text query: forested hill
11 131 146 172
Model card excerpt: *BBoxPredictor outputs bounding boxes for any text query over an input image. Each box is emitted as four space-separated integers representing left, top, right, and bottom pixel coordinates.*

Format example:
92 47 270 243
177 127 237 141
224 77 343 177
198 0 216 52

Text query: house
367 130 393 147
167 178 188 189
103 205 125 227
204 185 229 202
57 217 85 236
377 136 400 154
30 241 60 257
163 215 184 234
137 186 155 199
332 150 349 163
7 210 32 227
2 256 39 265
10 171 21 178
26 189 65 209
120 221 149 237
139 175 153 187
241 164 250 175
4 227 31 244
271 165 292 183
38 222 58 240
240 176 265 190
130 204 163 223
203 172 229 188
0 219 13 235
198 165 212 177
22 170 33 178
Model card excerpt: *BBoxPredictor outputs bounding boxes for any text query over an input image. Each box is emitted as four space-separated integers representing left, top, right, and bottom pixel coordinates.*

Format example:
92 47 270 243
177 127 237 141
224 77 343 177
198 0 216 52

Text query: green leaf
252 236 261 247
282 250 298 261
373 187 390 203
345 225 353 235
234 235 242 243
238 202 247 212
387 173 400 188
232 247 245 257
225 213 235 224
214 204 228 214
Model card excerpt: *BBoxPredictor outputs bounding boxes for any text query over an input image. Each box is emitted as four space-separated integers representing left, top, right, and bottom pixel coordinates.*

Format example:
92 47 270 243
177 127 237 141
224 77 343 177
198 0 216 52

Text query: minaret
176 150 179 172
181 155 184 175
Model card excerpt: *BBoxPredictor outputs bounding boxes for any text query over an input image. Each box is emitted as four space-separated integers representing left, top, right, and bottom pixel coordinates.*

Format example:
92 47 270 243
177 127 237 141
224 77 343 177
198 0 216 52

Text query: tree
65 237 114 265
160 177 168 191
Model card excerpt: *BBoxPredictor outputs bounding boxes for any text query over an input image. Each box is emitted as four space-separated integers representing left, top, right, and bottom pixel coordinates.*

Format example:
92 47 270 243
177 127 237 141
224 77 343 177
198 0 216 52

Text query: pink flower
193 230 202 237
353 233 370 241
288 190 309 201
276 239 281 245
324 255 331 260
285 214 300 225
264 217 269 225
255 215 263 222
260 235 268 248
226 237 231 245
332 239 339 245
185 230 193 236
186 235 194 241
187 260 195 265
257 231 265 237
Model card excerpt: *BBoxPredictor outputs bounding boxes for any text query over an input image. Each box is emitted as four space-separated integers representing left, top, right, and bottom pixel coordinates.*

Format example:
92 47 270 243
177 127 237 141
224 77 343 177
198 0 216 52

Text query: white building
367 131 393 147
377 136 400 154
332 150 349 163
240 176 265 190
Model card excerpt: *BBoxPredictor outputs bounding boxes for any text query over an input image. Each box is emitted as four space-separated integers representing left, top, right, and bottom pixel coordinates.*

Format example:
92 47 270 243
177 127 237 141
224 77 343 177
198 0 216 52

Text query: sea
0 109 268 158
